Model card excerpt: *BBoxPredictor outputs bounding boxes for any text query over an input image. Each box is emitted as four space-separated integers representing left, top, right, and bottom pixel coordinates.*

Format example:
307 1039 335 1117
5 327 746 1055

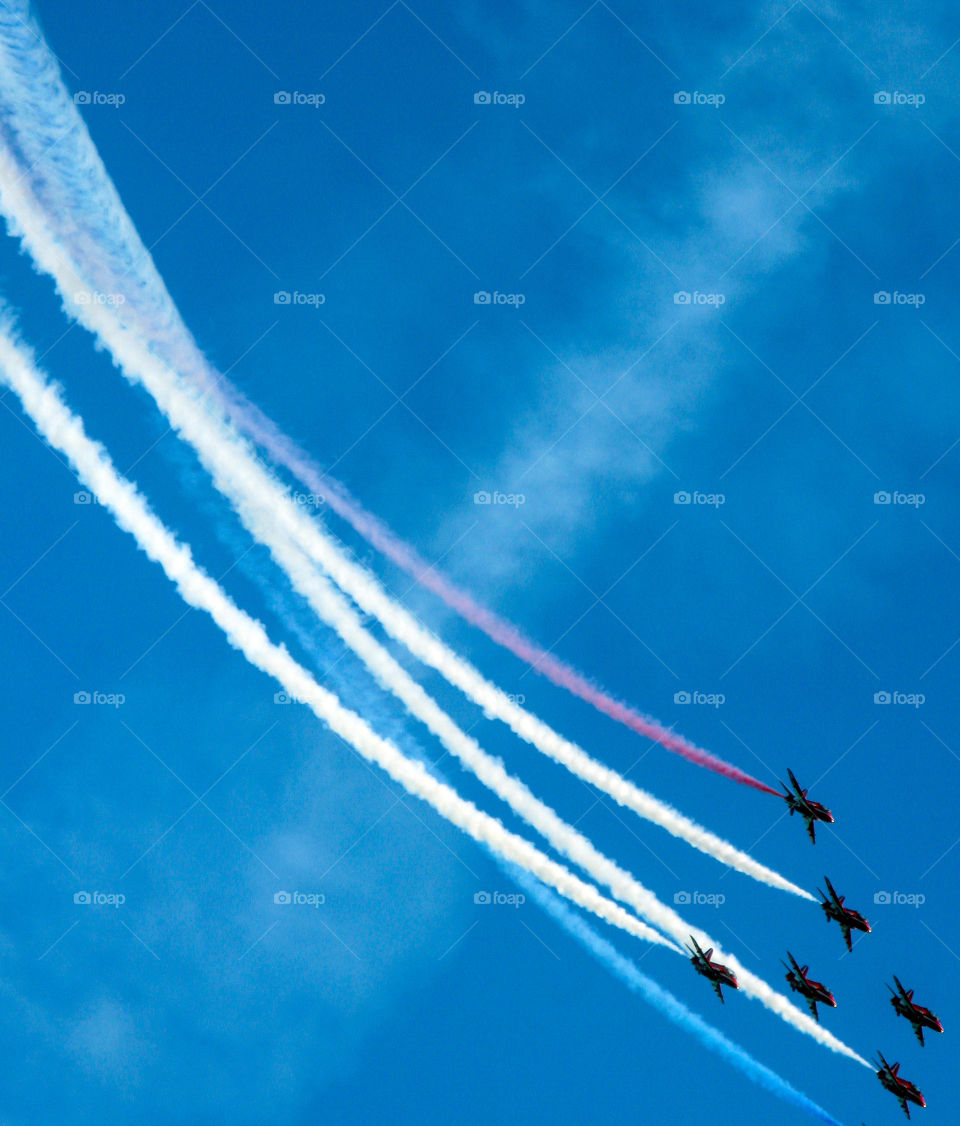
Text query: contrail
0 275 866 1067
306 638 842 1126
0 5 776 794
0 321 678 956
280 604 845 1126
0 161 807 899
223 414 780 794
511 865 846 1125
0 14 871 1062
0 140 813 908
1 329 846 1126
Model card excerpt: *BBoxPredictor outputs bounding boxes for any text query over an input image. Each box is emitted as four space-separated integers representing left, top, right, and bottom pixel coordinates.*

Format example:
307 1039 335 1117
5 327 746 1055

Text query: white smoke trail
0 157 870 1076
512 866 848 1124
0 321 678 955
0 12 870 1063
0 123 812 910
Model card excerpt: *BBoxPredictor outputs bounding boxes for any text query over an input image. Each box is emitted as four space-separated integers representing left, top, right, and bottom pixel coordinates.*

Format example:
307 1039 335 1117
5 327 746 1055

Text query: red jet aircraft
781 952 837 1022
686 936 738 1003
818 876 871 952
780 768 834 843
889 977 943 1046
875 1052 926 1118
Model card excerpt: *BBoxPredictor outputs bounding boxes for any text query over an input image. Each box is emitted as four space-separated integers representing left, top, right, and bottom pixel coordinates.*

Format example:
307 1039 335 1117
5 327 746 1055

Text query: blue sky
0 1 958 1122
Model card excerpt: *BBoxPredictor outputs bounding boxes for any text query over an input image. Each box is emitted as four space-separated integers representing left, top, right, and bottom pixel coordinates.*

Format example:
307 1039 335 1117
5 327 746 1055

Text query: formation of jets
683 770 942 1119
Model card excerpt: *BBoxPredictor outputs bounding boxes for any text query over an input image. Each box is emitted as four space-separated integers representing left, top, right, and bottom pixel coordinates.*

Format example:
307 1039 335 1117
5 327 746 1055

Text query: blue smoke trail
508 864 845 1125
169 499 847 1125
281 605 846 1124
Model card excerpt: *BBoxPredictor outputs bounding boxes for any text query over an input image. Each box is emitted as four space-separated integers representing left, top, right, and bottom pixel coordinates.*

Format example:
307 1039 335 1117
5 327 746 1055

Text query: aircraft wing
840 921 853 953
786 952 805 978
913 1022 925 1047
712 979 725 1004
787 768 804 797
805 815 817 844
805 995 820 1022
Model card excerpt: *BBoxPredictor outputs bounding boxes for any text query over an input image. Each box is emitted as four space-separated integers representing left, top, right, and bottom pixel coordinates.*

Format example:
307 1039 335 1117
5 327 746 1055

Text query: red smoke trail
223 388 778 796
